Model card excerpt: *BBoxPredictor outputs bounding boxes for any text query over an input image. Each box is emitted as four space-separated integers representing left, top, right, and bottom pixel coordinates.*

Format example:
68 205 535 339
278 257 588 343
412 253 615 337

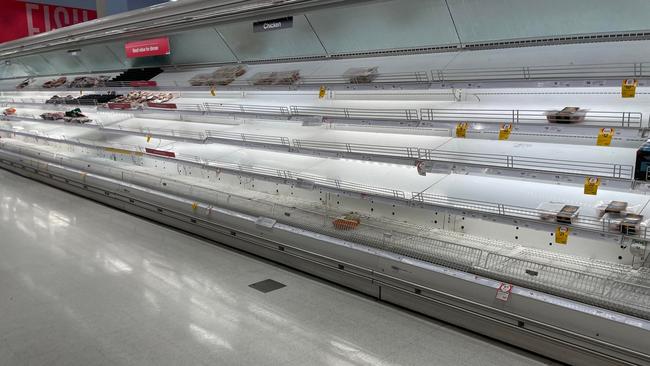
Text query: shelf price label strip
104 147 143 156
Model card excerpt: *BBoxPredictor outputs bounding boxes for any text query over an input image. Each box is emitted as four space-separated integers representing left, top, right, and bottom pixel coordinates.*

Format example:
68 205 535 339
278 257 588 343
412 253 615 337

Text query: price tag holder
621 79 638 98
555 226 570 245
416 160 427 176
597 128 614 146
456 122 468 138
498 123 513 140
318 85 327 99
583 177 600 195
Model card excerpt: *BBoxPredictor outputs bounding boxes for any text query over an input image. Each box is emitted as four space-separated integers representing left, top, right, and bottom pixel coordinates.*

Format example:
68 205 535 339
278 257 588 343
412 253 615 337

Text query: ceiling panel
449 0 650 43
306 0 459 54
216 15 327 61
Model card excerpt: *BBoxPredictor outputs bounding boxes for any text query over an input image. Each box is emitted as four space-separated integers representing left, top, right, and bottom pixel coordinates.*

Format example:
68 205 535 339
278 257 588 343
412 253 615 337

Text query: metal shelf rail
1 97 645 128
432 62 646 82
1 115 636 181
292 139 634 179
420 108 644 128
3 61 650 94
289 106 420 121
0 126 644 240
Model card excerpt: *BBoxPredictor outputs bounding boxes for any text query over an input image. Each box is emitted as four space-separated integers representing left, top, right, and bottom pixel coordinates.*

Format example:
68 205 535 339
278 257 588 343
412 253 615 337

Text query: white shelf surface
4 118 650 221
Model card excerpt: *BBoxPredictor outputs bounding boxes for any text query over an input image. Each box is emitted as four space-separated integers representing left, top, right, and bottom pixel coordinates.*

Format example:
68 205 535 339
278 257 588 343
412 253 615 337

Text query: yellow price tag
555 226 570 245
456 122 468 138
583 177 600 195
191 202 199 211
146 135 152 143
498 123 512 140
210 86 216 96
318 85 327 99
597 128 614 146
621 79 637 98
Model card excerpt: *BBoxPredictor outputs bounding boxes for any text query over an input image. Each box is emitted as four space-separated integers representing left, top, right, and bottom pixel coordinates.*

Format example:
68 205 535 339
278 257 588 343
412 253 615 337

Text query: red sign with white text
145 148 176 158
147 102 177 109
125 37 171 58
107 103 133 110
130 80 158 87
0 1 97 44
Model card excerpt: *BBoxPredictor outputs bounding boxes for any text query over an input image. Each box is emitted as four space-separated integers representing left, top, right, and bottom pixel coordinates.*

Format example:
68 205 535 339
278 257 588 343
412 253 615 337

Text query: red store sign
125 37 171 58
0 1 97 44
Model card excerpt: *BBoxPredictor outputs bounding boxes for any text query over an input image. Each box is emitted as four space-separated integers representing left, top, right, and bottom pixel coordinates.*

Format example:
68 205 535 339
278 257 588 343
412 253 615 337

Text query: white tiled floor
0 169 556 366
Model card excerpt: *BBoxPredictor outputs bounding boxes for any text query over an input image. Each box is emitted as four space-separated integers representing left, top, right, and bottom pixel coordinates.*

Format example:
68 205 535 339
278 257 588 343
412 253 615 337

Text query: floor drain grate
249 279 286 293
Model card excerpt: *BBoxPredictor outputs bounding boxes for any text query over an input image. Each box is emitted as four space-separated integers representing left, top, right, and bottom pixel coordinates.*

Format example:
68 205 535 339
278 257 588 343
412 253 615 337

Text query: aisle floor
0 169 556 366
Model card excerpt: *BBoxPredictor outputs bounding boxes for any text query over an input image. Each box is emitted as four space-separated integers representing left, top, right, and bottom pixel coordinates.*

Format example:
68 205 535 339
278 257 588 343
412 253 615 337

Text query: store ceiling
3 0 650 78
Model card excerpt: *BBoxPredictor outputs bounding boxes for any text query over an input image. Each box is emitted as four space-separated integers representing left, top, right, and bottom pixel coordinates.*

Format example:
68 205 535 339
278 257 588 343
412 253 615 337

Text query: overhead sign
0 1 97 44
253 16 293 32
125 37 170 58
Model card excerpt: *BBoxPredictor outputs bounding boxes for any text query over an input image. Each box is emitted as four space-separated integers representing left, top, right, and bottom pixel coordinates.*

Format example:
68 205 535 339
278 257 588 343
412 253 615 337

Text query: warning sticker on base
496 283 513 302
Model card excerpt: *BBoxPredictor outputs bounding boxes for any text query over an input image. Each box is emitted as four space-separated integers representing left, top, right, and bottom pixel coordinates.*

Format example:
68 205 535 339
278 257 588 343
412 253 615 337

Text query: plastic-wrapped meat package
40 112 65 120
189 72 212 86
68 75 110 88
111 91 173 105
210 65 247 85
546 107 587 124
42 77 68 88
189 65 248 86
46 95 76 104
343 67 379 83
251 70 301 86
16 77 35 89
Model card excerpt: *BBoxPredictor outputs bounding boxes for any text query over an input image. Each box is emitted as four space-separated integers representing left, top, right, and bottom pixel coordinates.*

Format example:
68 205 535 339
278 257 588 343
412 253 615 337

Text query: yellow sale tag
456 122 468 138
621 79 637 98
210 86 216 96
597 128 614 146
498 123 512 140
318 85 327 99
555 226 570 245
146 135 152 143
583 177 600 195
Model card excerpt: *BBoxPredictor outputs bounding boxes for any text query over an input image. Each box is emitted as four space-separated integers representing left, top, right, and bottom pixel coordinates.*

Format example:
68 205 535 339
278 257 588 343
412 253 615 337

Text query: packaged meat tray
250 70 301 86
189 65 247 86
42 77 67 88
343 66 379 83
